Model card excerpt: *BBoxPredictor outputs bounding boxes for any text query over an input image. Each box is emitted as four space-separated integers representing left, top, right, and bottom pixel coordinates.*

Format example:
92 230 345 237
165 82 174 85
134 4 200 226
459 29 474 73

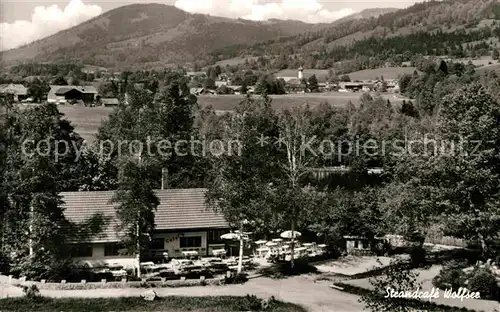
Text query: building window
207 229 226 244
151 238 164 250
104 243 122 256
71 244 93 258
180 236 202 248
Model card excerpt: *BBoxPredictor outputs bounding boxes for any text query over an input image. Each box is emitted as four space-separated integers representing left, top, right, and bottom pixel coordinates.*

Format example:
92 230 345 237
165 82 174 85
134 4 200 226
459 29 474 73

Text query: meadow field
198 92 406 111
476 62 500 74
214 56 259 67
53 92 408 142
346 67 418 80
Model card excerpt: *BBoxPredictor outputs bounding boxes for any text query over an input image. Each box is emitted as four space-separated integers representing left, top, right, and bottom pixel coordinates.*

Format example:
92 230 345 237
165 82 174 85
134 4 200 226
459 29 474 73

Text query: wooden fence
424 235 467 248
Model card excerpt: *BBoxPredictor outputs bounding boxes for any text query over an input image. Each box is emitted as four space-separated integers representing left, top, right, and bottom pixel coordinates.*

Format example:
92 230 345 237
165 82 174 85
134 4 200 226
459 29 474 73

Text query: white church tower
298 67 304 80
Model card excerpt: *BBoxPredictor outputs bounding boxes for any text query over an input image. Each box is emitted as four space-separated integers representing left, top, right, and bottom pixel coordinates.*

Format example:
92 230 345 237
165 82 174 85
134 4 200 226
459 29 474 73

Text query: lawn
198 93 407 111
346 67 418 80
476 63 500 74
214 56 259 67
0 296 306 312
58 106 112 143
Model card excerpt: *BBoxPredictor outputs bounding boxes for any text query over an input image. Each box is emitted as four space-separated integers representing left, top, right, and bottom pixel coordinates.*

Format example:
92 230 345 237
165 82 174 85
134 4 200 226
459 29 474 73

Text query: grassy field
58 106 111 143
214 56 258 67
0 296 305 312
46 92 408 142
476 63 500 74
454 56 496 67
198 93 407 111
346 67 418 80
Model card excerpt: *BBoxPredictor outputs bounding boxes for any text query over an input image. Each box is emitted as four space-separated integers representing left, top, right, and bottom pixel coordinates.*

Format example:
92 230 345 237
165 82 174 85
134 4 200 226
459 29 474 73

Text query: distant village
0 67 401 107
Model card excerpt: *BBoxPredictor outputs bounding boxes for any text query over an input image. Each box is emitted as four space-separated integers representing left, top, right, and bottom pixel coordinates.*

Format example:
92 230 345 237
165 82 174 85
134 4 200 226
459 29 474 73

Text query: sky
0 0 421 51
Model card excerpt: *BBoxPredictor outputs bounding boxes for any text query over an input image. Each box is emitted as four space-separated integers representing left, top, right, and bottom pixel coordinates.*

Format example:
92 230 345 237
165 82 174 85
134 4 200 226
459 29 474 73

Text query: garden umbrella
280 230 302 239
221 232 239 240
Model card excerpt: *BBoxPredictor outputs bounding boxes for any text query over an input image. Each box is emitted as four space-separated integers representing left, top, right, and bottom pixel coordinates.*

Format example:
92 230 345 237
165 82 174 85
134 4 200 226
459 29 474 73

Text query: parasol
280 230 302 239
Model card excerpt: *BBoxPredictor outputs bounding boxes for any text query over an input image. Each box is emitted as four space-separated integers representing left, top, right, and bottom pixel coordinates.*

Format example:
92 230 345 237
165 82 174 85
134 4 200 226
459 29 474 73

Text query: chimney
161 168 168 190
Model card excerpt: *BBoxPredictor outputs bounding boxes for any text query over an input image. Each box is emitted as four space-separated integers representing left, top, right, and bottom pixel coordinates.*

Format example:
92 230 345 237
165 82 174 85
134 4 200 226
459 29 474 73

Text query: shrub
466 267 500 301
361 260 422 311
433 263 500 302
432 266 466 291
11 256 74 282
373 240 392 256
409 246 427 267
22 284 40 300
0 253 10 274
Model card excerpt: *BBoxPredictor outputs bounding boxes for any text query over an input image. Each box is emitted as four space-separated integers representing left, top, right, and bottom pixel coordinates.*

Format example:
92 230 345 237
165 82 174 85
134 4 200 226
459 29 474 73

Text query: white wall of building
152 231 207 258
73 243 136 269
72 230 229 266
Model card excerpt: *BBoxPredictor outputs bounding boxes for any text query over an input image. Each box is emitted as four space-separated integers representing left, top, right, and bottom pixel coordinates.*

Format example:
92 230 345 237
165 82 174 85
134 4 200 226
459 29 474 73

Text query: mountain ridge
0 4 399 69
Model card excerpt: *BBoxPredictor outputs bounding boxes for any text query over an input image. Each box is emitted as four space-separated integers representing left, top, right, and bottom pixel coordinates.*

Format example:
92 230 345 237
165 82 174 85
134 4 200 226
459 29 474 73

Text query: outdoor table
182 251 199 258
256 247 270 258
212 249 226 257
108 264 124 270
317 244 327 255
93 268 110 274
111 269 127 277
294 247 307 258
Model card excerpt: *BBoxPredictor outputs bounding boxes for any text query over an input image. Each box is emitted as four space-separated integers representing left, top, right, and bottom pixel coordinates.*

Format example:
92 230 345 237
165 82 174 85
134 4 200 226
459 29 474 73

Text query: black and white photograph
0 0 500 311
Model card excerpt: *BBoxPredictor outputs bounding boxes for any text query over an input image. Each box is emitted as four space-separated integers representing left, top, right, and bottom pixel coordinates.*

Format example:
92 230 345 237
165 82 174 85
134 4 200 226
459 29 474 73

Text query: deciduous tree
112 157 159 277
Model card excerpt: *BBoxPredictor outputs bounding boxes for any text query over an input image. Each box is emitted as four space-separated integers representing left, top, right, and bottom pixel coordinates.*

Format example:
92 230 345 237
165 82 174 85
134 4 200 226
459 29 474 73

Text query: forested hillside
0 4 331 69
211 0 500 74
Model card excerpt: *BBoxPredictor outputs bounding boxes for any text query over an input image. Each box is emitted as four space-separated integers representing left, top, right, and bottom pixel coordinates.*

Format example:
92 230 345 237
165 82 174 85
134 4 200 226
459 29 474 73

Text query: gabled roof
49 85 98 98
186 71 206 77
190 87 204 94
0 84 28 96
226 85 242 91
61 189 228 243
190 88 216 95
340 82 363 87
101 98 120 105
